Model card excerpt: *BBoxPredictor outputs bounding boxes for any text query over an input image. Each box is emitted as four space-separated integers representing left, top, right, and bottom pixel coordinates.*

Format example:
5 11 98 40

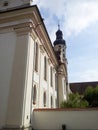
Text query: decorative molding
57 67 65 76
40 45 45 54
53 67 56 73
48 58 51 65
0 28 13 34
14 22 32 35
13 22 37 40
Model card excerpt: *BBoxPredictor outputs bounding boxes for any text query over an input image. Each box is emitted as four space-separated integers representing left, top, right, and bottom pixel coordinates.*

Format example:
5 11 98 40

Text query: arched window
33 85 37 105
43 92 46 107
51 96 53 108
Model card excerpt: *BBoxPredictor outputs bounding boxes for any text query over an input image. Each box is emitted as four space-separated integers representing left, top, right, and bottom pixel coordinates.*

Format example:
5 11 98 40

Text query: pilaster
4 23 35 130
57 66 65 107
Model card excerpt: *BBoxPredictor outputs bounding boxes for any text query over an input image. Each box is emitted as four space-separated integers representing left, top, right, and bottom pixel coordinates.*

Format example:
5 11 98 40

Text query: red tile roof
70 81 98 94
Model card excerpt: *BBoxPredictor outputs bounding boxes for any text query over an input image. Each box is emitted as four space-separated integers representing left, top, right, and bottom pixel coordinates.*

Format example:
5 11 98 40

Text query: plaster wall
32 109 98 130
0 31 16 129
33 47 57 109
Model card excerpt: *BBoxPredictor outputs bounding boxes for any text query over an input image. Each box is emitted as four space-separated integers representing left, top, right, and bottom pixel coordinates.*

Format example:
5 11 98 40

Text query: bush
61 86 98 108
60 93 89 108
84 86 98 107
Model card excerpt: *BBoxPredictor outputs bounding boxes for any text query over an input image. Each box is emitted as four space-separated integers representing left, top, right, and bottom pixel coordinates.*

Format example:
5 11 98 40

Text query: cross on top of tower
58 24 60 30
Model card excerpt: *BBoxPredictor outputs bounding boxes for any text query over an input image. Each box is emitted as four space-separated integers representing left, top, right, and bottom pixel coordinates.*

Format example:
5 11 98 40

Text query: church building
0 0 70 129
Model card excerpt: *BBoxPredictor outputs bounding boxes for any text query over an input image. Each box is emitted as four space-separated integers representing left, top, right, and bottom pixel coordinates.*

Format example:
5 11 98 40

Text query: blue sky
33 0 98 83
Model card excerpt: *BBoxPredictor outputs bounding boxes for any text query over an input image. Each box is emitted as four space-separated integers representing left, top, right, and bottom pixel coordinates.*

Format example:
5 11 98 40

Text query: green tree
84 86 98 107
60 93 89 108
83 86 94 106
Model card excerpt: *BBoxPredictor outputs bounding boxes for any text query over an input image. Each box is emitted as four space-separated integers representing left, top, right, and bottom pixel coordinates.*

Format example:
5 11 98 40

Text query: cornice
14 22 36 40
0 5 58 67
14 22 32 35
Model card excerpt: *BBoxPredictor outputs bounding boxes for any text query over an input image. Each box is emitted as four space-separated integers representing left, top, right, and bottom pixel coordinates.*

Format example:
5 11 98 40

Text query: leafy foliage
84 86 98 107
61 86 98 108
60 93 89 108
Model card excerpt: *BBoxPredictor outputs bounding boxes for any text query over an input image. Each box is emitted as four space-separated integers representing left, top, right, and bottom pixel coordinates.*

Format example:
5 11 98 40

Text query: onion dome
53 28 66 46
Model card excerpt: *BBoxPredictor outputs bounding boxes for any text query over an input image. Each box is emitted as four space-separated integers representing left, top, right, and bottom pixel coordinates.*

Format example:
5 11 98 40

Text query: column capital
57 67 65 76
14 22 32 35
14 22 36 40
40 45 45 54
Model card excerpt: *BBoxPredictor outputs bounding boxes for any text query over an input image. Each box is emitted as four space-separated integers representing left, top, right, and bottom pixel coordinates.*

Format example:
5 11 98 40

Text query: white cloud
65 0 98 37
34 0 98 37
69 69 98 83
80 70 98 82
68 56 98 82
33 0 98 82
34 0 66 16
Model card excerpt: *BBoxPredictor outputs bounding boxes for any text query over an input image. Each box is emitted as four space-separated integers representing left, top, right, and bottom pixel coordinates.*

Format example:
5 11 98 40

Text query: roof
70 81 98 95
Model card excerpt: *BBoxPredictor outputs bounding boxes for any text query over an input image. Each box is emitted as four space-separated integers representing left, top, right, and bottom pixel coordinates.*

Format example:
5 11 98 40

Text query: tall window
50 67 53 86
43 92 46 107
34 42 39 72
51 96 53 108
33 85 37 105
55 99 58 108
44 56 47 80
55 73 57 90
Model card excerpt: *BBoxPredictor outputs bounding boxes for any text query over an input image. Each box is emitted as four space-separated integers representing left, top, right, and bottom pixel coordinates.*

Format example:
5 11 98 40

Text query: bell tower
53 25 68 107
53 25 66 64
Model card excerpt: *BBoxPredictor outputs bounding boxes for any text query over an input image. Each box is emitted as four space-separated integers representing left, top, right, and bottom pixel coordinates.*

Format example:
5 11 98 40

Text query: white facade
0 1 69 130
0 31 17 130
32 40 57 108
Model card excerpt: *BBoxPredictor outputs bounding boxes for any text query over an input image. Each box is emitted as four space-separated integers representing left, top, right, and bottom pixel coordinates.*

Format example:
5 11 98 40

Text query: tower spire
58 23 60 30
58 20 60 30
53 25 66 63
